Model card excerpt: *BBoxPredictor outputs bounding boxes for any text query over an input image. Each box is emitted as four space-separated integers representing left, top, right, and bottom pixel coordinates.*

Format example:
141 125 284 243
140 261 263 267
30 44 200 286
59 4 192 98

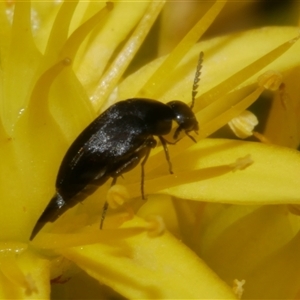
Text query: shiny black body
58 99 174 200
30 97 199 240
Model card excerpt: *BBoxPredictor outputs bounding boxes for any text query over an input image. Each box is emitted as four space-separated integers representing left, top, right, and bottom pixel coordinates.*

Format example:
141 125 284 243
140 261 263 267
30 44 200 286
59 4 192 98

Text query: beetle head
167 100 199 142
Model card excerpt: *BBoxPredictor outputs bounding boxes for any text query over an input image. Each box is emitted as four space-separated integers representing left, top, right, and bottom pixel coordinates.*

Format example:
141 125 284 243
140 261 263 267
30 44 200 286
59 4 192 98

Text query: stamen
229 154 253 172
253 131 271 143
199 86 265 139
114 211 135 226
104 185 134 228
228 110 258 139
93 1 165 111
145 215 165 237
107 184 130 209
258 70 283 91
232 279 246 299
138 1 226 99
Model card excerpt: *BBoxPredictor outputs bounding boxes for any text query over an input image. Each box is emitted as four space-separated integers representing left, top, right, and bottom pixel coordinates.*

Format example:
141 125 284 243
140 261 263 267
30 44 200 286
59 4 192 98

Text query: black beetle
30 52 203 240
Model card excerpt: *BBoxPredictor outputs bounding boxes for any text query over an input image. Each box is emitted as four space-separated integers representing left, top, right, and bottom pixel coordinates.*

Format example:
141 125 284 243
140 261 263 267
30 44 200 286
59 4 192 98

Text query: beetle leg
158 136 173 174
111 156 140 178
140 146 152 200
173 125 183 140
160 136 177 145
100 148 150 228
140 137 157 199
100 201 109 229
100 137 156 228
100 177 117 229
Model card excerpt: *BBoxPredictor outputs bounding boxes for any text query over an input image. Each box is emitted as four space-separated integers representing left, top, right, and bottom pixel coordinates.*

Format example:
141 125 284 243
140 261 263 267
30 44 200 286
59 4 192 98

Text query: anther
145 215 165 237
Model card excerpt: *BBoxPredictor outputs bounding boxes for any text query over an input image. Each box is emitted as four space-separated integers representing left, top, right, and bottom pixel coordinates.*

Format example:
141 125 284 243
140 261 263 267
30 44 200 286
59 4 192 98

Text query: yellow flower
1 0 300 299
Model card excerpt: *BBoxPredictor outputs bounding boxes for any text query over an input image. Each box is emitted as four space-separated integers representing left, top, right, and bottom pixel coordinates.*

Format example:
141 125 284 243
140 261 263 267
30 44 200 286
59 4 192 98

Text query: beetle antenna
191 51 204 109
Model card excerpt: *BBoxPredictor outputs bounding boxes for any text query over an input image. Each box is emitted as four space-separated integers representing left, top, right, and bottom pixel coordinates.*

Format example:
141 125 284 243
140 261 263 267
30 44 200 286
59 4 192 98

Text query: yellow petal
76 1 165 110
137 0 227 98
57 217 237 299
242 230 300 299
127 138 300 205
118 26 300 103
197 205 300 299
264 69 300 148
